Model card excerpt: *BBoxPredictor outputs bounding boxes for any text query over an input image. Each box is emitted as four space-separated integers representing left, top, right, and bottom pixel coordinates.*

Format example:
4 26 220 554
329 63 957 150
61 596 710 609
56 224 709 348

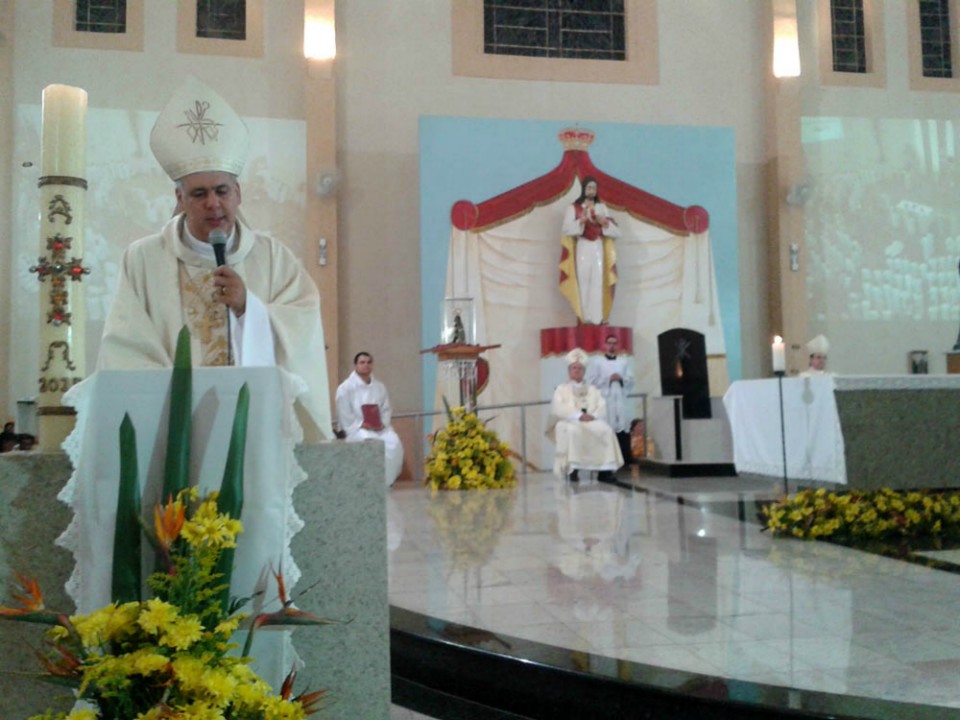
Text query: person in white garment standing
547 348 624 484
560 176 621 324
336 352 404 486
97 76 331 441
799 334 833 378
586 333 635 463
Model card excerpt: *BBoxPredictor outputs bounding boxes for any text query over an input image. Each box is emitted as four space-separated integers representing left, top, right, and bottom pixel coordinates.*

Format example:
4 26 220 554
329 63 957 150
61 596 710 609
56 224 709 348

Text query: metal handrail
392 393 648 475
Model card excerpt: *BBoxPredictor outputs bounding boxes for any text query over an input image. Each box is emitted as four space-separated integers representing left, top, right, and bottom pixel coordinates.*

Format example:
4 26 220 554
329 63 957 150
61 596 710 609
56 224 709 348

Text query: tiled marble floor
387 470 960 715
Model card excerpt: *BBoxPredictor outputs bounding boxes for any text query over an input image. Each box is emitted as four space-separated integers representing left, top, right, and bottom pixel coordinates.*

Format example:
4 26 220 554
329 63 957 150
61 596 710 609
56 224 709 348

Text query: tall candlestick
772 335 786 373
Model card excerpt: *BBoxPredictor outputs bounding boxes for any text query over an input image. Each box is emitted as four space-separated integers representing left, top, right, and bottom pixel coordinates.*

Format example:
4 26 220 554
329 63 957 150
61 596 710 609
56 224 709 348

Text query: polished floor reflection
387 471 960 714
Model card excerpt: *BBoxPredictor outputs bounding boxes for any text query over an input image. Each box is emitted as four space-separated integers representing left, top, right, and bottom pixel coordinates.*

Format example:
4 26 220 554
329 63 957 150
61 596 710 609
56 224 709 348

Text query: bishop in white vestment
336 352 404 486
798 334 834 378
547 349 624 482
97 77 331 441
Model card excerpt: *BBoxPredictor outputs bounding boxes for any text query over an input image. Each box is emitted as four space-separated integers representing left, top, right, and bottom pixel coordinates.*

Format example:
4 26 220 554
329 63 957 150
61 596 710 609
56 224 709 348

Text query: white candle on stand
772 335 786 373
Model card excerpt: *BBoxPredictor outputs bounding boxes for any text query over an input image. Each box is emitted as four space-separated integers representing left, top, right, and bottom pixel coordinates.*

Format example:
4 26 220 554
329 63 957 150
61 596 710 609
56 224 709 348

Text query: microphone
209 228 228 267
209 227 233 365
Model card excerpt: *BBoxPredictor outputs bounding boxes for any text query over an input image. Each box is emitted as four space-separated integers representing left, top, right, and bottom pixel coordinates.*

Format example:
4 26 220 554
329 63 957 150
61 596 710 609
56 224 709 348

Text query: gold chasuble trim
179 264 230 366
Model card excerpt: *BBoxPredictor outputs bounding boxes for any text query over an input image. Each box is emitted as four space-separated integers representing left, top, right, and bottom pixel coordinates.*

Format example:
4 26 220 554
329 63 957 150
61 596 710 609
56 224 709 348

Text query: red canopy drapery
540 326 633 357
450 128 709 235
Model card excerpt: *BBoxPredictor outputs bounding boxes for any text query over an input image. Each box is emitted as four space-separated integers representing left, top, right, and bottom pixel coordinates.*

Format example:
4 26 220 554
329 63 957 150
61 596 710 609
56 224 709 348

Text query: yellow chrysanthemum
66 710 99 720
160 615 204 650
214 614 244 636
172 655 207 692
170 700 222 720
261 694 308 720
232 680 271 710
181 501 242 549
135 708 168 720
71 604 132 648
199 667 239 705
128 648 171 676
138 598 179 635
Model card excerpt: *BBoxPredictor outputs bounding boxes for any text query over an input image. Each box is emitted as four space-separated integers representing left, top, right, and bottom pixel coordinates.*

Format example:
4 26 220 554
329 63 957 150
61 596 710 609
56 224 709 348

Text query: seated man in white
547 348 624 484
336 352 403 486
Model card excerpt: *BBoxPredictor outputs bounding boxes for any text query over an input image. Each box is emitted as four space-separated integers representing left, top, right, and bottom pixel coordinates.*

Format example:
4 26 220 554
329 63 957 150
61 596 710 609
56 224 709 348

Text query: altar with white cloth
722 377 847 484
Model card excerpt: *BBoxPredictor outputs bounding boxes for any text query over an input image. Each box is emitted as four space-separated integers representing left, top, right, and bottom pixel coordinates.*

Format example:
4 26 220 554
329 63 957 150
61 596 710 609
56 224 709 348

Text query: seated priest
799 334 832 378
547 348 624 484
336 352 404 486
96 77 331 441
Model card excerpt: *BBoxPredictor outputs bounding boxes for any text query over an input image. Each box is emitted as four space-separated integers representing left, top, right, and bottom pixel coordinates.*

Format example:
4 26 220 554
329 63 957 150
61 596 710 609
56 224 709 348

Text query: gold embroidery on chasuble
573 384 589 404
179 263 229 366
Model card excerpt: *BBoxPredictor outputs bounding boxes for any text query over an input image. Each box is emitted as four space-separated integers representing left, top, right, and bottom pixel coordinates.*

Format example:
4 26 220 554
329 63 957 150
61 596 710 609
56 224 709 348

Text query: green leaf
162 326 192 502
0 611 66 625
112 413 141 603
215 383 249 613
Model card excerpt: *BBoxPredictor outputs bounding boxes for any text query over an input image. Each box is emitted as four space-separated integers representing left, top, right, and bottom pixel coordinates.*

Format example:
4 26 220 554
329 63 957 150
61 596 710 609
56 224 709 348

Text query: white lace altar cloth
59 367 309 686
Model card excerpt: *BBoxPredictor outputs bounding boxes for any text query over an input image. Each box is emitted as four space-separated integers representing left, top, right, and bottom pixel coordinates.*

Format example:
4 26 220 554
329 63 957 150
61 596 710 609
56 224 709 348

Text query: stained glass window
484 0 626 61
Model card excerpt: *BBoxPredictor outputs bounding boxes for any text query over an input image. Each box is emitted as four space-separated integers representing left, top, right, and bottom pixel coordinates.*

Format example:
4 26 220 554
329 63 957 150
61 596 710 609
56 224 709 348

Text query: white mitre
565 348 589 366
150 76 249 181
806 334 830 355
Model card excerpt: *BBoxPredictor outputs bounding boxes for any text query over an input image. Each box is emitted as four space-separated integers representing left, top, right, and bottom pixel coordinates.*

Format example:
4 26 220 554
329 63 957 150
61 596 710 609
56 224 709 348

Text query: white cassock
336 371 404 486
561 202 621 324
586 354 635 434
98 215 332 441
546 381 624 478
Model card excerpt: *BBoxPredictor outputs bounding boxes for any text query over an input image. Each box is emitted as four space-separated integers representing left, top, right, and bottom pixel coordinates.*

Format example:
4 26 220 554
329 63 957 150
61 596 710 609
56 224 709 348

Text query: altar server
586 333 635 462
336 352 404 486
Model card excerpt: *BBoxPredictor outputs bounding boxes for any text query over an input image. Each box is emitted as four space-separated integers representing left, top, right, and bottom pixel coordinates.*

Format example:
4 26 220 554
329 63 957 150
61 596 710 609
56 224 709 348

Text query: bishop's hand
213 266 247 317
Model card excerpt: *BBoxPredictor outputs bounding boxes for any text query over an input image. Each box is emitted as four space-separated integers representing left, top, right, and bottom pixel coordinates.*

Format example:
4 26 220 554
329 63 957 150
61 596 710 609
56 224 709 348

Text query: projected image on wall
803 117 960 325
802 116 960 373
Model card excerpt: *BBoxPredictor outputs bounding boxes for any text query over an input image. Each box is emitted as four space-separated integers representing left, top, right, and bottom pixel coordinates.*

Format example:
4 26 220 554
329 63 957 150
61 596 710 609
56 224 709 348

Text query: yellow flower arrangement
424 406 516 491
0 489 326 720
763 487 960 542
2 330 333 719
1 491 328 720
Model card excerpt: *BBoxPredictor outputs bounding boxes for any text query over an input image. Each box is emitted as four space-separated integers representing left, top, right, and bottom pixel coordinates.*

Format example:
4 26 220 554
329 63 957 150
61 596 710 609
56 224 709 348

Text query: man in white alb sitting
799 334 833 378
586 333 635 463
97 76 331 441
336 352 404 486
547 348 624 484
